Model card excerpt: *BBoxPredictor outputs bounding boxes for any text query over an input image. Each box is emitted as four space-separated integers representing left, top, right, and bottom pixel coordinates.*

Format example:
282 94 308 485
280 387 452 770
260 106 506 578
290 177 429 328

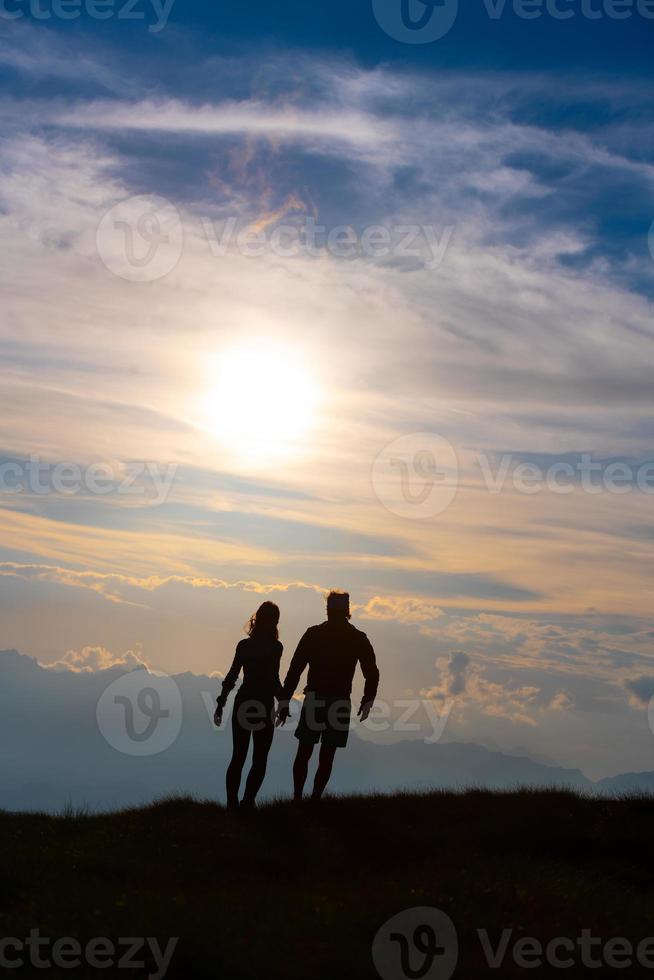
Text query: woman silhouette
214 602 283 810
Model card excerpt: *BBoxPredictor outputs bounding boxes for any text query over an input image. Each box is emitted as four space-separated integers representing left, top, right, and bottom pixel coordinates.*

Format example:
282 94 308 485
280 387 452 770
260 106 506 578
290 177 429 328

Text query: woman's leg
226 701 250 809
242 712 274 806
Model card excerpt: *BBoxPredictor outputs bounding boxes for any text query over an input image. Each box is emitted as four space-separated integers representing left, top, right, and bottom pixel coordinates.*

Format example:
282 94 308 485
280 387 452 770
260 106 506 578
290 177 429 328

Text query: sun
198 342 320 463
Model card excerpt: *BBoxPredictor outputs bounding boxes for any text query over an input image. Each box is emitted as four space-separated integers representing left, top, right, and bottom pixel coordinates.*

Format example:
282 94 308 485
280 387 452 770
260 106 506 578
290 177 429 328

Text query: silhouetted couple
213 591 379 810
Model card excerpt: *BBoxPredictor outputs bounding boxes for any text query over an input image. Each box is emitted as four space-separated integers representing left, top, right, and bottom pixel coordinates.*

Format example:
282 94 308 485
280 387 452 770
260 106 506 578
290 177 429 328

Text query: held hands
276 705 291 727
357 701 373 723
213 705 223 728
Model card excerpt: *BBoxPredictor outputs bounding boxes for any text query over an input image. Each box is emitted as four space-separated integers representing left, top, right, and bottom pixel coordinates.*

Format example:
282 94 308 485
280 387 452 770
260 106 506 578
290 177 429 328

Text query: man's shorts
295 691 352 749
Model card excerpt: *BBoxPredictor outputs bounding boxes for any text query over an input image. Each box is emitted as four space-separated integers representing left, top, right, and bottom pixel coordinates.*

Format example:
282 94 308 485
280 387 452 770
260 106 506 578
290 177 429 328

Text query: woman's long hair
246 601 280 641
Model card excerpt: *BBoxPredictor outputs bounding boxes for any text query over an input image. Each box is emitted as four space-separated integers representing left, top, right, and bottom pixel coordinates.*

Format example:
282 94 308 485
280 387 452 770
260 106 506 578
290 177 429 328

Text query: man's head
326 590 351 622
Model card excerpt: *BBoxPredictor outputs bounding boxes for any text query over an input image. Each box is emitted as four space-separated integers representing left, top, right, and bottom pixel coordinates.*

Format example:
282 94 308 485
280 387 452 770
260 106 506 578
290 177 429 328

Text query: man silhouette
277 591 379 801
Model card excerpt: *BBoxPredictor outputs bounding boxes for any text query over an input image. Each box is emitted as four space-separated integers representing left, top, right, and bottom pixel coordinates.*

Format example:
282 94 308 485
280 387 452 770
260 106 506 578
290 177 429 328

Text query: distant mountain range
1 650 650 811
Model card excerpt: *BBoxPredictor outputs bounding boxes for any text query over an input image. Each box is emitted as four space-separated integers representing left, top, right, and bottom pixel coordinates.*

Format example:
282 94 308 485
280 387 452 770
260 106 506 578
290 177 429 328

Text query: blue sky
1 2 654 777
8 0 654 70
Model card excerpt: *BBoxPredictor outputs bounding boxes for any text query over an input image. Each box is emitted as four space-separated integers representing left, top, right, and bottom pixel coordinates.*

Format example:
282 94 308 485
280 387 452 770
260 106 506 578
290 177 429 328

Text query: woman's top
216 636 284 708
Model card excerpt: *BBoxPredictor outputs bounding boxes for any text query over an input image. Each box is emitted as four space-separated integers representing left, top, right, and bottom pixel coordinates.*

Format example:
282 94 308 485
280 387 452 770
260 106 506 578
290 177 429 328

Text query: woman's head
246 601 280 641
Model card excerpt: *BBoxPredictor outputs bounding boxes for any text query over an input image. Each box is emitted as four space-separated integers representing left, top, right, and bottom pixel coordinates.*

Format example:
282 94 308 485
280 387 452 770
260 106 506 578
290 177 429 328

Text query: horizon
5 642 653 817
1 645 652 791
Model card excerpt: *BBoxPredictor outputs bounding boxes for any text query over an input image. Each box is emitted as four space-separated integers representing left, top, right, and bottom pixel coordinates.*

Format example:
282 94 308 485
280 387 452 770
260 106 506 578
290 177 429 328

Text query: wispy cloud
53 97 395 149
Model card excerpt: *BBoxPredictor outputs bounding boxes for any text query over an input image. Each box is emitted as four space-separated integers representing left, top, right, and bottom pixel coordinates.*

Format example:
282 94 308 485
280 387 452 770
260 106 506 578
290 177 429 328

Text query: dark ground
2 789 654 978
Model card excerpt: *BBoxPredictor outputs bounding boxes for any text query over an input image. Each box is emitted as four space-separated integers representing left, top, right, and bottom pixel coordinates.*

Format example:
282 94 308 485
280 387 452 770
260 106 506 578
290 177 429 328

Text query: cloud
41 644 148 673
0 21 131 94
53 98 393 151
0 561 326 606
549 690 576 711
447 651 471 696
624 676 654 707
421 650 573 727
358 596 445 623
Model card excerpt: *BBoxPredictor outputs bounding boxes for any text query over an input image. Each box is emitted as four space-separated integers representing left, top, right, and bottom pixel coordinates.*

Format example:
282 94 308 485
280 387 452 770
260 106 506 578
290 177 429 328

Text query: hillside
3 790 654 978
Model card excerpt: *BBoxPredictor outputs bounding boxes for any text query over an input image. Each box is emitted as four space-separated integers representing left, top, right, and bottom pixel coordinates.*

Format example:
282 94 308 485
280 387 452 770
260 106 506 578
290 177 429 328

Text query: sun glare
198 343 320 463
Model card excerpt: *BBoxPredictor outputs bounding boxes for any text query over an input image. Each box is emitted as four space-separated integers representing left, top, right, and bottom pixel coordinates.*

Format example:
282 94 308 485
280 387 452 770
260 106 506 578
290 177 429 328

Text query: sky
1 0 654 780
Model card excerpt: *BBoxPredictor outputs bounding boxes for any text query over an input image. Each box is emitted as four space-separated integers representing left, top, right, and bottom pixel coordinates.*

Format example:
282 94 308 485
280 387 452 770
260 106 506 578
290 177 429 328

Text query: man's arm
280 630 312 703
357 635 379 720
276 630 312 724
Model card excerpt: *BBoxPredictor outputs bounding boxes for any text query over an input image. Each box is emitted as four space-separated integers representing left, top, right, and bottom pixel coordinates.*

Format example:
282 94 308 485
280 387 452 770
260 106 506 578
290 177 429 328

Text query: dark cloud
624 676 654 706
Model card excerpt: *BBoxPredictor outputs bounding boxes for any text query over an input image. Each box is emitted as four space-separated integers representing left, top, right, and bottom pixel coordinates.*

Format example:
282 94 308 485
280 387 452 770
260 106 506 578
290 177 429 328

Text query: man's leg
293 740 315 801
311 744 338 801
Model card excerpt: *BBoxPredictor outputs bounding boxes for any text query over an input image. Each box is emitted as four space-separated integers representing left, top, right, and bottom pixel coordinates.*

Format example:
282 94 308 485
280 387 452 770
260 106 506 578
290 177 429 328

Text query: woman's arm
216 642 245 710
273 641 284 702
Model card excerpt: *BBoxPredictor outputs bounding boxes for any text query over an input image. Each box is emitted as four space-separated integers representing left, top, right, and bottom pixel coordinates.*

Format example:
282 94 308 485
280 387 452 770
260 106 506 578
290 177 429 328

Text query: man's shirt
281 620 379 706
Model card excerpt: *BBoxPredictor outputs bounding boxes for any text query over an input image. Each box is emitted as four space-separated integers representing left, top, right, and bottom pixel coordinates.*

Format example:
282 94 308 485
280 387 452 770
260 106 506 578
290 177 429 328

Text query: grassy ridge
2 789 654 978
